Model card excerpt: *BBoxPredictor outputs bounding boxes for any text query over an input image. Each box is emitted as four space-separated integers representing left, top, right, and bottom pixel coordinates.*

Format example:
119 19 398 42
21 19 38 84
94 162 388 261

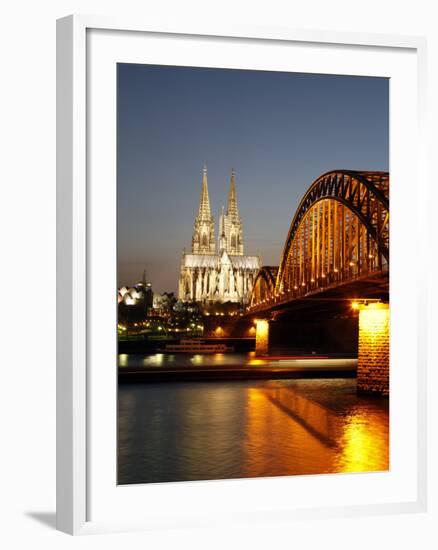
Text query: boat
159 339 234 353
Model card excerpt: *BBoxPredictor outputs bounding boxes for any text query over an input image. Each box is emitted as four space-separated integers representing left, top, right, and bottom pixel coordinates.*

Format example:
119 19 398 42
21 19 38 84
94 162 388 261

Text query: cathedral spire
192 165 215 255
219 205 227 251
198 164 212 220
219 205 225 235
227 168 239 220
224 168 244 255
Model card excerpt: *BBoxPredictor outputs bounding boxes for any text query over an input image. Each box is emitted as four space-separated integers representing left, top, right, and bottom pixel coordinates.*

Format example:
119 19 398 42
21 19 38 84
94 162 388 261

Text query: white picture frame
56 14 428 535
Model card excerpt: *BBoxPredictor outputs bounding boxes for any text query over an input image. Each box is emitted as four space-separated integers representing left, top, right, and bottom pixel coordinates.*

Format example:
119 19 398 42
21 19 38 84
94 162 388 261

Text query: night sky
117 64 388 293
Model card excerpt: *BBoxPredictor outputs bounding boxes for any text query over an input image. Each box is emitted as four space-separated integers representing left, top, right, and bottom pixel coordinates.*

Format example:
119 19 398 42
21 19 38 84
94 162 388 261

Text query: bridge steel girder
277 170 389 291
250 266 278 308
248 170 389 314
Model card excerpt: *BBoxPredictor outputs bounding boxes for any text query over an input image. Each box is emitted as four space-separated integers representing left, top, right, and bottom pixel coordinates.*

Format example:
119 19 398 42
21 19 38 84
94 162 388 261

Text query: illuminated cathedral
178 166 261 304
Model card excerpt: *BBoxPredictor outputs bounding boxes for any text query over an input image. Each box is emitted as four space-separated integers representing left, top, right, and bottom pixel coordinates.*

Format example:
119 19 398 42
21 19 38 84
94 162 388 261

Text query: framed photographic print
56 15 427 535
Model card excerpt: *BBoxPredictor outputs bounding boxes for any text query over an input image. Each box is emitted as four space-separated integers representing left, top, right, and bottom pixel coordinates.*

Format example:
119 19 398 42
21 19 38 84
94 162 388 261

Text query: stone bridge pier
356 302 390 396
254 302 389 396
255 319 270 355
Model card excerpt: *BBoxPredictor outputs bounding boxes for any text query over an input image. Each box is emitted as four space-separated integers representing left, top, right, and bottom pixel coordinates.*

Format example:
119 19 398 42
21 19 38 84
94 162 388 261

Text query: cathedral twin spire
192 165 215 255
197 165 212 221
192 165 244 256
227 168 240 221
179 166 260 304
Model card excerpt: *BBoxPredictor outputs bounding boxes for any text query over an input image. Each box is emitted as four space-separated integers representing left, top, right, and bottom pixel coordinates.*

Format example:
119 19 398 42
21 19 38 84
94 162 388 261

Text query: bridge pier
357 302 390 396
255 319 270 355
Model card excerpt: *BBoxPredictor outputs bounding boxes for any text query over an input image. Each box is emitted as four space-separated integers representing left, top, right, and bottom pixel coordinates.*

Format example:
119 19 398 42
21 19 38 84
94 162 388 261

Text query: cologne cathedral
178 166 261 305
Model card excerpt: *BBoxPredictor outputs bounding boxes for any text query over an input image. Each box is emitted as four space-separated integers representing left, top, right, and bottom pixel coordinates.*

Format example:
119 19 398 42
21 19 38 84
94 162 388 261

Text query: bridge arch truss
250 266 278 308
250 170 389 310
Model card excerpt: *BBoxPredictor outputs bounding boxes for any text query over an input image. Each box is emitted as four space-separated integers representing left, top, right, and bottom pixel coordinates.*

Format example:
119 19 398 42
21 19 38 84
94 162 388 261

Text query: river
118 371 389 484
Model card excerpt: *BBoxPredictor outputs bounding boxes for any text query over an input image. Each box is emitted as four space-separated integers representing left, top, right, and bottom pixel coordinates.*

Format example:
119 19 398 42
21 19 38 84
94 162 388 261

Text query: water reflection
336 407 389 473
118 379 389 484
141 353 164 366
119 351 260 368
242 386 337 477
190 354 204 365
247 357 266 366
118 351 357 370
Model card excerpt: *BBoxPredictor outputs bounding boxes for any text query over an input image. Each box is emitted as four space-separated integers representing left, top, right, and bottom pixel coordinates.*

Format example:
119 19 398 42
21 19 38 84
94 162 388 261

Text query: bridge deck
247 270 388 318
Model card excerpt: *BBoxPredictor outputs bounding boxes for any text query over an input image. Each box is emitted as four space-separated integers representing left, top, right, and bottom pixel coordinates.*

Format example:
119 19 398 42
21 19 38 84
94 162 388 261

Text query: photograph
116 63 390 485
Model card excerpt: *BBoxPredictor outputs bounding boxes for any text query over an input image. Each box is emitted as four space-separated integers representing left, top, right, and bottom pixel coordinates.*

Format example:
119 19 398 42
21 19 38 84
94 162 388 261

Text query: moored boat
159 339 234 353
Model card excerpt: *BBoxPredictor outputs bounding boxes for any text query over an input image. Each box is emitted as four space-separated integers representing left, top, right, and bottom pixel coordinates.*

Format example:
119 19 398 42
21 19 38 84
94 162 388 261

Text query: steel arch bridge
250 266 278 306
249 170 389 312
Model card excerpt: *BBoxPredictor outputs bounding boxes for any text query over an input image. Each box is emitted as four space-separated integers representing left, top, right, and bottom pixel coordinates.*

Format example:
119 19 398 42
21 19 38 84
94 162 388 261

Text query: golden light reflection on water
335 409 389 473
118 379 389 484
247 351 266 366
243 387 336 477
248 358 266 366
243 385 389 477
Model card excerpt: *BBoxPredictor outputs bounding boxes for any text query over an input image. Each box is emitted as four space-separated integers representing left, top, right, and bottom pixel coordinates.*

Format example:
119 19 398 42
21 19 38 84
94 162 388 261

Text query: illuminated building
178 166 260 304
117 271 153 308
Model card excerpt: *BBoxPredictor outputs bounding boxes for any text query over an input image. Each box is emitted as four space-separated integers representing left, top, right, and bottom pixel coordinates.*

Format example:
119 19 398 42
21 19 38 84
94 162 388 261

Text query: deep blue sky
117 64 388 292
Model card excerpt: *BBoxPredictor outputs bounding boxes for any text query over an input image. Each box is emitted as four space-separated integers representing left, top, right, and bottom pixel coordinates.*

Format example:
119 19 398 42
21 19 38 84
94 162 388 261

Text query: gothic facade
178 166 261 304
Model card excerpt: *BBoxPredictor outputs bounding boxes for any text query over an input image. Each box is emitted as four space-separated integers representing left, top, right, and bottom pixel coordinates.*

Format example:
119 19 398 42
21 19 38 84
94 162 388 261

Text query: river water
118 371 389 484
